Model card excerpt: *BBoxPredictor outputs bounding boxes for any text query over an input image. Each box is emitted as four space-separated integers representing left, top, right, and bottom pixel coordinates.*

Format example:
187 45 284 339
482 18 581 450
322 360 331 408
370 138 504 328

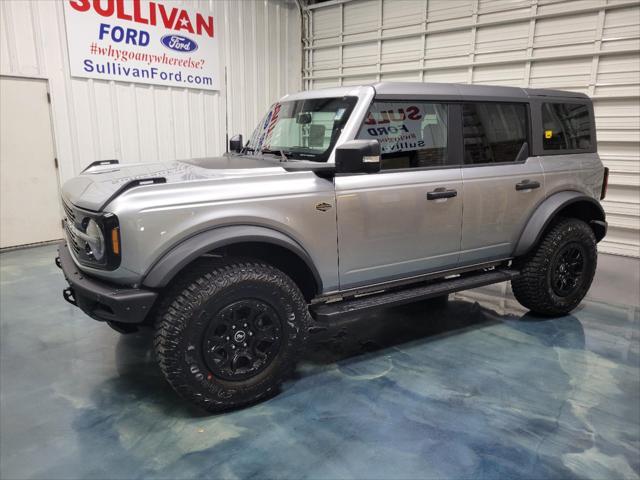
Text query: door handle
427 188 458 200
515 180 541 191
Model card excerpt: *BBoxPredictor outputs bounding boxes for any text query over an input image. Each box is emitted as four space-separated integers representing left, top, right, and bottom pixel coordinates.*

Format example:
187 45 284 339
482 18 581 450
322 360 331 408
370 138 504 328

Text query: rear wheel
512 218 597 316
154 260 311 412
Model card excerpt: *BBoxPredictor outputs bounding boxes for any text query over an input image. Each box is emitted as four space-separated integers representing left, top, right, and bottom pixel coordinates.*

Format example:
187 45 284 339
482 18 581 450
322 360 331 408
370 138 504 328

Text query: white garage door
302 0 640 257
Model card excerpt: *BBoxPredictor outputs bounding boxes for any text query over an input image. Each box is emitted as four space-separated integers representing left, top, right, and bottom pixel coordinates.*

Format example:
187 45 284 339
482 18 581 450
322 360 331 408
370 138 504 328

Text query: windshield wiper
261 149 289 162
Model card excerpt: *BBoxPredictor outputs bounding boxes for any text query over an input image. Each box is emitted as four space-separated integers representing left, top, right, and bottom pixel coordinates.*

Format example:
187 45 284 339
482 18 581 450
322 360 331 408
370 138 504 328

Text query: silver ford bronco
57 82 608 411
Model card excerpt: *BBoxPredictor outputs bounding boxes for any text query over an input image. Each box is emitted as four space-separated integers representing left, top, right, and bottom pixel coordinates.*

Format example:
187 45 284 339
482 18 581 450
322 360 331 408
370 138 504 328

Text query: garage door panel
425 31 471 58
381 37 423 63
304 0 640 257
344 43 378 65
603 6 640 36
382 0 425 25
473 64 526 83
475 22 530 52
344 0 378 32
536 0 602 16
424 68 468 83
533 42 598 58
427 0 473 21
478 7 531 24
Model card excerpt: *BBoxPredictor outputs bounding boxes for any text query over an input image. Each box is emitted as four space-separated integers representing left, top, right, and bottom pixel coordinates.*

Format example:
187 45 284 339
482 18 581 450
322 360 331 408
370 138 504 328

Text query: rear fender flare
514 191 606 257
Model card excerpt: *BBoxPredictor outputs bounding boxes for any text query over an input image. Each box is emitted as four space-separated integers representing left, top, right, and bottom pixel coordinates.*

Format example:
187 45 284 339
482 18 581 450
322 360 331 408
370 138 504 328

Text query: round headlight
85 219 105 261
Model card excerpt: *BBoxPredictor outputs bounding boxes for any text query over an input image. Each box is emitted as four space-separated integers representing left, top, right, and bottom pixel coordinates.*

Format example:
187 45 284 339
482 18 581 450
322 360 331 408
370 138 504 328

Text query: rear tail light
601 167 609 200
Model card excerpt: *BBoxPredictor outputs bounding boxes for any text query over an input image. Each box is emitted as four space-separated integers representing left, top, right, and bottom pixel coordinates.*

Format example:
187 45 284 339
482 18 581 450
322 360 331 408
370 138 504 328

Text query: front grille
62 198 82 256
62 200 76 224
64 220 82 256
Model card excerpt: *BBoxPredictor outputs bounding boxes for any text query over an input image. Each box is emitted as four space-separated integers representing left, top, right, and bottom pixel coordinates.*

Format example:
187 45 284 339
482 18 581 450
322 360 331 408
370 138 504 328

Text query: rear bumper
56 242 158 324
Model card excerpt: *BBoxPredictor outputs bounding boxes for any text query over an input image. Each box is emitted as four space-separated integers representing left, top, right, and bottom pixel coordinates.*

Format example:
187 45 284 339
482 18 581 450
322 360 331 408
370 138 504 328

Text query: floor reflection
1 244 638 480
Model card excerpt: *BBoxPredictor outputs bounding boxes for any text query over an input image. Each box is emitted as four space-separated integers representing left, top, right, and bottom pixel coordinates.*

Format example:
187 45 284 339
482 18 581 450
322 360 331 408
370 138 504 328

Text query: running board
311 269 519 320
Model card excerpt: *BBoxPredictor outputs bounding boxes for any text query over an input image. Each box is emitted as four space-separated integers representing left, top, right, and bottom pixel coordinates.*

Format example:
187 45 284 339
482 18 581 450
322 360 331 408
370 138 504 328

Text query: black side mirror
335 140 381 174
229 134 243 153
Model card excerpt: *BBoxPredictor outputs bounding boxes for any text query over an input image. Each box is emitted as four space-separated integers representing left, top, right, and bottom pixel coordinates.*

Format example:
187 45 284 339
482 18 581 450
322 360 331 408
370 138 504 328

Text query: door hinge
61 219 65 229
54 157 58 168
46 92 51 103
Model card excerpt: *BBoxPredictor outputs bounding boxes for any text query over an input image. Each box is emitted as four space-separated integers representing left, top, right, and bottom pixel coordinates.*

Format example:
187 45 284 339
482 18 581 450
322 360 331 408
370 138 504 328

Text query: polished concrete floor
1 244 639 480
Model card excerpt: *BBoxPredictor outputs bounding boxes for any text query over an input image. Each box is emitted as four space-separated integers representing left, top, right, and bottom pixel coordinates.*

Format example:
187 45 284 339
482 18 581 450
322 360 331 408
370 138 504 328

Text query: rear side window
463 103 528 165
542 102 592 150
357 101 450 170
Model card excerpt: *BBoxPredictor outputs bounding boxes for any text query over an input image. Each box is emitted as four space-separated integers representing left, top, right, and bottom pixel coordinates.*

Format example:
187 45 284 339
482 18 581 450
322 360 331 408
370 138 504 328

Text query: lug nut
243 323 248 327
243 343 247 347
249 332 253 336
232 325 236 329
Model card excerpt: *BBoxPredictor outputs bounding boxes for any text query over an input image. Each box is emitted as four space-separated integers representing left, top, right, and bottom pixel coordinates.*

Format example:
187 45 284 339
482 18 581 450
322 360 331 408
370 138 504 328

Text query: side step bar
311 268 519 320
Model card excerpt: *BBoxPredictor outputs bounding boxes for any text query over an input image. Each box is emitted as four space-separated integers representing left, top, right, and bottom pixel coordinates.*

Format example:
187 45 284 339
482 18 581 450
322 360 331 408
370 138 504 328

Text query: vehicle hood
62 155 285 211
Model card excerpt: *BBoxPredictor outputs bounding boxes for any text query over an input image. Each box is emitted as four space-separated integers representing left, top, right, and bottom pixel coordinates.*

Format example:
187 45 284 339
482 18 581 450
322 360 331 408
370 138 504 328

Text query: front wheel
154 260 312 412
512 218 597 316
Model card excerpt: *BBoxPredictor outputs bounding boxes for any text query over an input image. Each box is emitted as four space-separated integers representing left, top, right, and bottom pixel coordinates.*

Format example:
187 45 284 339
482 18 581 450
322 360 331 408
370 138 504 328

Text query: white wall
0 0 302 184
302 0 640 257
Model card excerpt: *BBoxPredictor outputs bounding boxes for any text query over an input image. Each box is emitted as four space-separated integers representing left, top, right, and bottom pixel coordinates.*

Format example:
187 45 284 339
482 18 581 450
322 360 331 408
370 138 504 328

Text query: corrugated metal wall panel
304 0 640 257
0 0 301 185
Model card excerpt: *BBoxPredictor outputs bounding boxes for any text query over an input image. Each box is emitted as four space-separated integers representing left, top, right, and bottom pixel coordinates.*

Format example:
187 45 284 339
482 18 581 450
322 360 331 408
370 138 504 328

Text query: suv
57 82 608 411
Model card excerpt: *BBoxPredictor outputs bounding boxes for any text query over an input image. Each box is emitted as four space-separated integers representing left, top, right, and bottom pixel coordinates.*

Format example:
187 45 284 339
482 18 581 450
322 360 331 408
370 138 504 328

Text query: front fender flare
513 191 606 257
142 226 322 290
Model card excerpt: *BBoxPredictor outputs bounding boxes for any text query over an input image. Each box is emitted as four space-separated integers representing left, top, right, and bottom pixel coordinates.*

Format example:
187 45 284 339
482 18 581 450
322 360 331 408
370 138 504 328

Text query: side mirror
229 134 243 153
335 140 381 174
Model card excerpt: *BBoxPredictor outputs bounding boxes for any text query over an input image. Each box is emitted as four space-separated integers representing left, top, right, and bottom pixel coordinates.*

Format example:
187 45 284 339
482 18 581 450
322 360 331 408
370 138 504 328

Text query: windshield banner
63 0 220 90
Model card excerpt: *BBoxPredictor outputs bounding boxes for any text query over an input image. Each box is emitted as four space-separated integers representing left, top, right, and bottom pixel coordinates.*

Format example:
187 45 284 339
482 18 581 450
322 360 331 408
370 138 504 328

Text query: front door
335 100 463 290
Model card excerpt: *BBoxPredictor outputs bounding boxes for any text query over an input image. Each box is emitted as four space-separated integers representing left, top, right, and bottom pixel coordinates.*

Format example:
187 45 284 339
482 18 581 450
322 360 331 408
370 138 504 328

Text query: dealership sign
63 0 220 90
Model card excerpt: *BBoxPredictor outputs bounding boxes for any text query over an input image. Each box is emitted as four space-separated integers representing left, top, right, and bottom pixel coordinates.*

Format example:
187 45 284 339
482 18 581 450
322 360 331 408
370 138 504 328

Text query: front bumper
56 242 158 324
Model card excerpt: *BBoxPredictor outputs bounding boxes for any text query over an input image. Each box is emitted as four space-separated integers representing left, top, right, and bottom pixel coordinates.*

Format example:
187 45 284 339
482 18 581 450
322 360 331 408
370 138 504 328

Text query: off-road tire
512 218 597 316
154 259 312 412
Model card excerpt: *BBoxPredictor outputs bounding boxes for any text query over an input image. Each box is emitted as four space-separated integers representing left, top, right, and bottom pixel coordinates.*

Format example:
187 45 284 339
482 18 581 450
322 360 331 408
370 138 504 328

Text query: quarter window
463 103 528 164
542 103 592 151
358 102 449 170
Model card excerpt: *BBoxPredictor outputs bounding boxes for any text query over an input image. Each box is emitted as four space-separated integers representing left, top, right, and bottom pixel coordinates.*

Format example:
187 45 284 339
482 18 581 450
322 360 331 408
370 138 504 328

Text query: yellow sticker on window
545 130 553 139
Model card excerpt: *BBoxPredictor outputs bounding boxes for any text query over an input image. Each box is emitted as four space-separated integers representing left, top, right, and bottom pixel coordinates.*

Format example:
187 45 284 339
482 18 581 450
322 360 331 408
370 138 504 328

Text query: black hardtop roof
371 82 590 102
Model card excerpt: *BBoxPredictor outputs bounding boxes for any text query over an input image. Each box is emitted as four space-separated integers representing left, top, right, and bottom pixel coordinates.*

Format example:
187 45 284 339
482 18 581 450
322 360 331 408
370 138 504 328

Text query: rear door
460 102 545 263
335 100 463 290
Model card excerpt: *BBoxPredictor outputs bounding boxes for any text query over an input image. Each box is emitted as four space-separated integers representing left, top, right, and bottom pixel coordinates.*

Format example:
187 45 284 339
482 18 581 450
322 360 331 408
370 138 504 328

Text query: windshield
245 96 358 162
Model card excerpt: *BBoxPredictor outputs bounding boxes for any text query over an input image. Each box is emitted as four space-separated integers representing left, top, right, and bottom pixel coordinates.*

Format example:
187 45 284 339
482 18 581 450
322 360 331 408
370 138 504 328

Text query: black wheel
512 218 597 316
154 260 312 412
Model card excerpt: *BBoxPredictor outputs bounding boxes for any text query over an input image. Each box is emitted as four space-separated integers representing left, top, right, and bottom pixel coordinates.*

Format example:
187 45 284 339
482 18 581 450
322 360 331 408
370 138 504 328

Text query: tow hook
55 256 62 269
63 287 77 306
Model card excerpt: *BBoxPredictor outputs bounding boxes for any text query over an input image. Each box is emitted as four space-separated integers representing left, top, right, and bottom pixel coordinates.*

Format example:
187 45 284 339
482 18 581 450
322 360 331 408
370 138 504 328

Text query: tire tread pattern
512 218 597 316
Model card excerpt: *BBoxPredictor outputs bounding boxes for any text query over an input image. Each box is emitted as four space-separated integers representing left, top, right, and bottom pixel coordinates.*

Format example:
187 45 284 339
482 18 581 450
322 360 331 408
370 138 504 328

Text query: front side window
542 102 592 151
357 101 449 170
245 97 357 162
463 103 528 164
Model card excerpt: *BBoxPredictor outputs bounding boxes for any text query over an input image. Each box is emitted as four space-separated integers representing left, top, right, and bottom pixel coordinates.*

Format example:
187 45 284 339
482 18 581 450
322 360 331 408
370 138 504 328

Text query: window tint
463 103 528 164
542 102 592 150
358 102 449 170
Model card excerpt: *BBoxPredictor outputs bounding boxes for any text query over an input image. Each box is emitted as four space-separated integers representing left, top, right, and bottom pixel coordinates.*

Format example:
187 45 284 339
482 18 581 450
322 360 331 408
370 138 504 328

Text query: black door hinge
47 92 51 103
54 157 58 168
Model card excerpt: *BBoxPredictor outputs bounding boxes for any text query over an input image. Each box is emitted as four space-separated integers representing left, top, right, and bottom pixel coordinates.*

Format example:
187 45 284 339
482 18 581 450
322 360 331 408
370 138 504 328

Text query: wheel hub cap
551 243 586 297
202 299 283 381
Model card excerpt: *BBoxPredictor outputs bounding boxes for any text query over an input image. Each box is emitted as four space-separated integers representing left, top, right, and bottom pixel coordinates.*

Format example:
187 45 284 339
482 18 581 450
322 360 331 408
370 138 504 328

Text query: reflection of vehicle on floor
56 82 608 412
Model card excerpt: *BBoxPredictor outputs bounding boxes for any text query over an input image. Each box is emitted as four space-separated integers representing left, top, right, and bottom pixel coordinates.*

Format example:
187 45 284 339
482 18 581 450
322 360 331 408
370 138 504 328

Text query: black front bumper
56 242 158 324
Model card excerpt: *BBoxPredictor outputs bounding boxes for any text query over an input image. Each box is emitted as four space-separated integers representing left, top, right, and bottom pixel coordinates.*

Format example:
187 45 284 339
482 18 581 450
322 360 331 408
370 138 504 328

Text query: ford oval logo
160 35 198 53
